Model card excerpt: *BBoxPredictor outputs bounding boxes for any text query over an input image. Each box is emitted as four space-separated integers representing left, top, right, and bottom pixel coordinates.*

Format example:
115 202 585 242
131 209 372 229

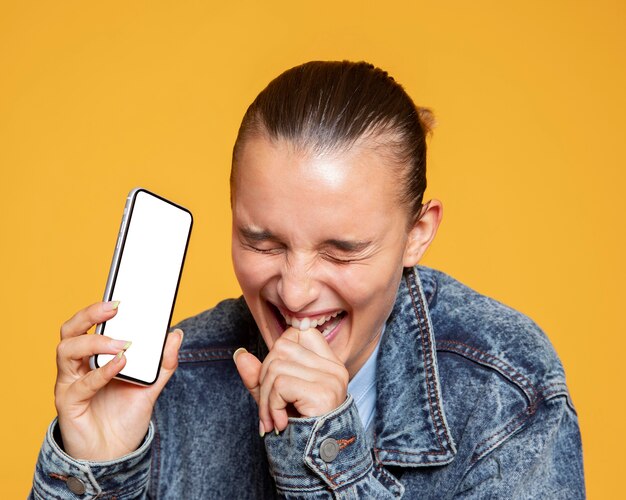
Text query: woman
31 61 584 498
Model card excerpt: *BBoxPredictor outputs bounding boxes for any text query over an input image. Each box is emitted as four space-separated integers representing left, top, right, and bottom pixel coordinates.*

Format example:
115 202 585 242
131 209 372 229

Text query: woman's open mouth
269 303 347 339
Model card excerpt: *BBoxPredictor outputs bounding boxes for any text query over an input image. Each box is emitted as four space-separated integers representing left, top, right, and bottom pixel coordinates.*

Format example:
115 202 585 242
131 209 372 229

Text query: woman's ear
402 199 443 267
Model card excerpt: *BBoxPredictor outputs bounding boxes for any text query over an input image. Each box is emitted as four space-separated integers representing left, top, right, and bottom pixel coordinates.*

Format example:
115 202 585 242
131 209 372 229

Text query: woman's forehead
233 136 400 196
232 137 408 238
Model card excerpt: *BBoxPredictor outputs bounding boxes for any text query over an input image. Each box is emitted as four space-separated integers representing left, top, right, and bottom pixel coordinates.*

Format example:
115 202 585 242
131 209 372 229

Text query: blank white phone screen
99 190 192 383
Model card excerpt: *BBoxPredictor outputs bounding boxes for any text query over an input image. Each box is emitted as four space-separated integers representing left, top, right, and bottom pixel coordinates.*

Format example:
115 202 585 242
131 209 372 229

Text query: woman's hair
231 60 434 221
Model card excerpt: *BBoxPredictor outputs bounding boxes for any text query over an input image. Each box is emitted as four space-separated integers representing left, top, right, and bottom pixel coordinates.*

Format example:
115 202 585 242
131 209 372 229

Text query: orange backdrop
1 1 624 497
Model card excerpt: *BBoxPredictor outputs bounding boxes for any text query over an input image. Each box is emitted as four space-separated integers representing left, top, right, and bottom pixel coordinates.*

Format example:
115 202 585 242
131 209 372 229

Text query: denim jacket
31 266 585 498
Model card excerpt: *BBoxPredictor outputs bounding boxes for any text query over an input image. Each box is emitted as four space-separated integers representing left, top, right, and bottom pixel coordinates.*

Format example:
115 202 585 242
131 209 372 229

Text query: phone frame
89 187 193 386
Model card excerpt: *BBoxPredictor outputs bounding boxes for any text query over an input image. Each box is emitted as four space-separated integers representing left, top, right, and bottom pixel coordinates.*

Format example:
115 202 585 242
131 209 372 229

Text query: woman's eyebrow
239 227 371 252
239 226 278 241
322 239 372 253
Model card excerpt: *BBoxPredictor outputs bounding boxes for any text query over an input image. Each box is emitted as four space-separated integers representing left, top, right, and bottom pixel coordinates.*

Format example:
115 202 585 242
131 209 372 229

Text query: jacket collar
373 266 457 467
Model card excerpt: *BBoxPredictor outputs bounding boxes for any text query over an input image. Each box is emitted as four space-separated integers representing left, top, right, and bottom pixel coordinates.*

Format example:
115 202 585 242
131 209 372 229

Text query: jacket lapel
374 267 457 466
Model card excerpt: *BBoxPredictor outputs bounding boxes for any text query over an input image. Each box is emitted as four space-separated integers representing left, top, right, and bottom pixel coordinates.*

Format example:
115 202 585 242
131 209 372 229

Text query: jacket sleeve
454 396 585 499
29 418 154 499
263 395 405 499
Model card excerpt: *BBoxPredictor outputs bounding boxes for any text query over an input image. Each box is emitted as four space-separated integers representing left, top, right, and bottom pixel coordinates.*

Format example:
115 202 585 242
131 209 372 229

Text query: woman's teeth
283 311 343 336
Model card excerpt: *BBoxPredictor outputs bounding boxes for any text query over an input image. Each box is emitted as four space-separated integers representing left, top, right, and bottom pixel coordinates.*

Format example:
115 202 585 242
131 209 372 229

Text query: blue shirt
348 325 383 433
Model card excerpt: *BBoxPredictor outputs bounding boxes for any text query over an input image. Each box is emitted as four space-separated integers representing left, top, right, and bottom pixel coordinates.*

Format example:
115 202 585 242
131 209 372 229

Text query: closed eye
238 226 285 254
320 252 369 265
319 238 373 264
241 242 284 255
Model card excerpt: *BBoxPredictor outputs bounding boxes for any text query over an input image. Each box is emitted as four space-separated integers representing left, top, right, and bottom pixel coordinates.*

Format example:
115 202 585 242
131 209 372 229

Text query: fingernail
172 328 184 344
233 347 247 363
103 300 120 311
115 350 124 360
259 420 265 438
274 428 279 436
112 339 132 350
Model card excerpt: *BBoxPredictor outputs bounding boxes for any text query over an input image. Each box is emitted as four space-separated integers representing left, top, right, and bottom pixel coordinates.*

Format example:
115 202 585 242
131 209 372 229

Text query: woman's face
231 136 418 377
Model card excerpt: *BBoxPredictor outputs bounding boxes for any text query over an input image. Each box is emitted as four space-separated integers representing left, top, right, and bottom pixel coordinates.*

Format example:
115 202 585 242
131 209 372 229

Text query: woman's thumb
233 348 262 404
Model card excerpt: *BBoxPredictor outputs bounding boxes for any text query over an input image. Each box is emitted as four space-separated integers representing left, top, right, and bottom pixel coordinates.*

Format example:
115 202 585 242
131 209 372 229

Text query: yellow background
1 1 623 497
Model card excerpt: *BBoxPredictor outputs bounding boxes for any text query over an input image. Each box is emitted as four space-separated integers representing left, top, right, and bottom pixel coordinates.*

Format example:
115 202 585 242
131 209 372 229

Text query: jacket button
320 438 340 462
66 476 86 495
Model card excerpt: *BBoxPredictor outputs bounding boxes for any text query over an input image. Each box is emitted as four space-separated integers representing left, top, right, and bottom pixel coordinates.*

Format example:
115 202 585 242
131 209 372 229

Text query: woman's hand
234 327 349 434
54 301 183 461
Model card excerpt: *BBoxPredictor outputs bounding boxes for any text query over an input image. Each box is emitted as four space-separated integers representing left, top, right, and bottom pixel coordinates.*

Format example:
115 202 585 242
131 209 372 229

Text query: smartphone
89 188 193 385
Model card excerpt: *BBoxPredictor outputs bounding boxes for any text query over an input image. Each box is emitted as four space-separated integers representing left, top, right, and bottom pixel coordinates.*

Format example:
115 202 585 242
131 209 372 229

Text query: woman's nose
276 256 319 312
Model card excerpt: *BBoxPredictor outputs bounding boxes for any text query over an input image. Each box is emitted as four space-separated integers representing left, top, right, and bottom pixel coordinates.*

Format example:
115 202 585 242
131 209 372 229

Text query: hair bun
416 107 436 136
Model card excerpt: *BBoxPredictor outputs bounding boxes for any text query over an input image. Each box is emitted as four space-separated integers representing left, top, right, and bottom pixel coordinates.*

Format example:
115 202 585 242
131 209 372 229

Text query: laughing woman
31 61 585 498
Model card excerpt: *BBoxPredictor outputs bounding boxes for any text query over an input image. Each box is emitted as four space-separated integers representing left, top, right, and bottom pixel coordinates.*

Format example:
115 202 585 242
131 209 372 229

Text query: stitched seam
438 341 539 403
274 484 327 493
406 272 446 453
438 344 572 413
373 459 400 486
407 274 444 454
373 443 381 464
471 409 534 464
179 356 233 363
326 458 372 486
280 399 366 485
275 456 371 487
437 345 533 406
553 391 578 415
179 347 234 352
373 446 451 456
537 382 568 392
303 408 373 487
438 340 538 399
178 348 236 360
271 471 319 479
375 269 454 459
178 345 263 363
471 390 571 464
382 458 452 466
540 385 573 413
542 389 569 400
372 435 447 470
474 407 532 452
337 437 356 450
414 269 451 447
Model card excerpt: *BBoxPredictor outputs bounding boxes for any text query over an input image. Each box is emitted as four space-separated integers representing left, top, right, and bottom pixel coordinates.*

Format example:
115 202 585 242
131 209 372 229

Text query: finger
143 329 184 400
259 333 341 385
258 359 323 429
233 348 275 433
161 329 184 373
60 301 120 340
259 335 298 384
233 348 262 404
66 350 127 403
278 327 301 343
278 326 339 362
295 327 340 362
57 334 131 376
268 375 325 431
